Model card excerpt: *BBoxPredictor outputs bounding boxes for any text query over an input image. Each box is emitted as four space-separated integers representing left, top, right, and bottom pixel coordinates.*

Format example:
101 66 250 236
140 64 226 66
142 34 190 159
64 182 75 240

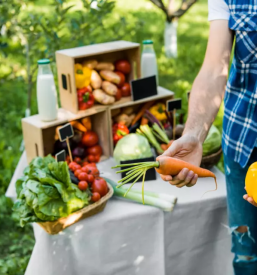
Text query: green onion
152 123 170 144
105 178 175 212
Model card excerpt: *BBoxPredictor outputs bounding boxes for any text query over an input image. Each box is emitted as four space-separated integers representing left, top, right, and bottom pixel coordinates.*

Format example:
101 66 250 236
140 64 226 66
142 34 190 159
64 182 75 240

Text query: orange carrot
161 144 168 151
131 100 155 126
141 117 149 125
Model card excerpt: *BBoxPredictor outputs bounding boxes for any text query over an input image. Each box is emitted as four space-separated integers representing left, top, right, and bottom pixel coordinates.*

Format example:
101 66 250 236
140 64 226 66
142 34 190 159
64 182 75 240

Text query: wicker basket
200 147 223 169
37 183 113 235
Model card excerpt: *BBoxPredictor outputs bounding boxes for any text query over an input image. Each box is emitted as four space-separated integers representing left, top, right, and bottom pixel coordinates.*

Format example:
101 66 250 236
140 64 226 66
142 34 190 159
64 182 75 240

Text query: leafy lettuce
13 155 89 227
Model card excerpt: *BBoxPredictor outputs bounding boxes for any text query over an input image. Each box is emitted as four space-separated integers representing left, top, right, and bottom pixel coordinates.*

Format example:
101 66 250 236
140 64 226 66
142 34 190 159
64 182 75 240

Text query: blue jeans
225 149 257 275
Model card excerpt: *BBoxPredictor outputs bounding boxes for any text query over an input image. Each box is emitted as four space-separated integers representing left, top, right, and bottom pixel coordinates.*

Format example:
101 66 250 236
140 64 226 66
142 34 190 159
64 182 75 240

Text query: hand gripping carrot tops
112 156 217 203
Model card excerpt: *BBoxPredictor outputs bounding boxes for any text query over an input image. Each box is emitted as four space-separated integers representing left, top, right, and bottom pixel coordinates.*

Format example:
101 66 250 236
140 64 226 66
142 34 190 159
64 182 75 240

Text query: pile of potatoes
111 106 136 128
84 59 131 105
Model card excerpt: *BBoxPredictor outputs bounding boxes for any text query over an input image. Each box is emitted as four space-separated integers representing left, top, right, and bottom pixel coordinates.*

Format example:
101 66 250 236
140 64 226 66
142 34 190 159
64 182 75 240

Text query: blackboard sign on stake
58 123 74 162
130 75 158 101
56 150 66 162
166 99 182 140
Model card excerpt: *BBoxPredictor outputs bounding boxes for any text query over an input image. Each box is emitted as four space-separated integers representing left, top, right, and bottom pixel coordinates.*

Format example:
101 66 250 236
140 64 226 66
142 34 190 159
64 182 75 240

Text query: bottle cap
142 40 153 45
37 59 50 65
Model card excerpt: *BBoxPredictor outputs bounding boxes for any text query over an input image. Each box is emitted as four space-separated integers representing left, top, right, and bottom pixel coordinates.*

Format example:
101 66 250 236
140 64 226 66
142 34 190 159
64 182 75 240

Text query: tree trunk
164 20 178 58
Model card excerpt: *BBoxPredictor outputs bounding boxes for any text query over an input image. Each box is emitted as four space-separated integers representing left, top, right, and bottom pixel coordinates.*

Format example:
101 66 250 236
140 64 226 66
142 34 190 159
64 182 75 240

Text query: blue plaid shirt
222 0 257 168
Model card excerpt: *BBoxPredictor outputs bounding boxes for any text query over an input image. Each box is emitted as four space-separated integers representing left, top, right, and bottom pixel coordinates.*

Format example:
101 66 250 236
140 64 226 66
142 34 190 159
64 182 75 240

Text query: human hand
160 134 203 188
243 194 257 207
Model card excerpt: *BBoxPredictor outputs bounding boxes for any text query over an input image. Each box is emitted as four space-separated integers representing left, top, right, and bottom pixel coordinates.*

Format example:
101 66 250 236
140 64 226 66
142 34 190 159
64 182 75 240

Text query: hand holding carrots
160 134 203 188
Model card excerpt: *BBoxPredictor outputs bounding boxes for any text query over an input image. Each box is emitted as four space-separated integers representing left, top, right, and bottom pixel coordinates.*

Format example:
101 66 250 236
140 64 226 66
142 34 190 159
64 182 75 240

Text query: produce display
53 117 103 163
74 59 132 109
13 155 109 227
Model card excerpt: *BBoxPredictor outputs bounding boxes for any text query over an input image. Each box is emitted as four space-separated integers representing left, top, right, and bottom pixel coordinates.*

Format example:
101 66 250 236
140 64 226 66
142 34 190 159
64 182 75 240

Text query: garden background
0 0 224 273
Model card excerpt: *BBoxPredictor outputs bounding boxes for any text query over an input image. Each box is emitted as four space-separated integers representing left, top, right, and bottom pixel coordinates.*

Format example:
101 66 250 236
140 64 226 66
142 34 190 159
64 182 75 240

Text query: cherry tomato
74 157 81 164
120 83 131 97
87 174 94 183
115 60 131 74
74 164 81 171
91 192 101 202
88 167 100 176
115 88 122 101
81 167 87 172
114 71 125 87
91 177 108 197
87 145 102 156
78 181 88 191
69 162 77 171
78 172 88 181
81 131 99 147
89 163 96 167
74 169 82 177
82 161 89 167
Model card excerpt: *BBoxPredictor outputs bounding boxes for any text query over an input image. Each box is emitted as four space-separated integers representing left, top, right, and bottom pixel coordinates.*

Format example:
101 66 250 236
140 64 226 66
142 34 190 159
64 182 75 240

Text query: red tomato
78 181 88 191
115 88 122 101
74 164 81 170
74 157 81 164
69 162 77 171
87 145 102 156
78 172 88 181
88 167 100 176
87 174 94 183
81 167 87 172
115 60 131 74
89 163 96 167
91 177 108 197
91 192 101 202
81 131 99 147
88 155 96 163
82 161 89 167
114 71 125 87
74 169 82 177
120 83 131 97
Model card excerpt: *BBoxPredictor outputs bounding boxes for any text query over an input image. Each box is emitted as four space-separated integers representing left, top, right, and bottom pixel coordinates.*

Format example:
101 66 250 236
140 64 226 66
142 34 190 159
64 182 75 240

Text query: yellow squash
245 162 257 202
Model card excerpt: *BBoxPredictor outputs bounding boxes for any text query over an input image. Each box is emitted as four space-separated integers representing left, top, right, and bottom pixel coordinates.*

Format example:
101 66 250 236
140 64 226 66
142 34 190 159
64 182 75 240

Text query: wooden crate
22 107 111 163
109 86 174 155
56 40 141 113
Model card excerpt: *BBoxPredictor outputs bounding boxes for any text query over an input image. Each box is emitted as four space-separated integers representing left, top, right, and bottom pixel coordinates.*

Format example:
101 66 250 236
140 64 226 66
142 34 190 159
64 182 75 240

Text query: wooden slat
56 40 140 58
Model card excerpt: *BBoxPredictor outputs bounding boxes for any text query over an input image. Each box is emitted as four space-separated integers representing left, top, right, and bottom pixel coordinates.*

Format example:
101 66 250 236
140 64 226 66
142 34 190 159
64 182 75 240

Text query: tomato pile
68 161 109 203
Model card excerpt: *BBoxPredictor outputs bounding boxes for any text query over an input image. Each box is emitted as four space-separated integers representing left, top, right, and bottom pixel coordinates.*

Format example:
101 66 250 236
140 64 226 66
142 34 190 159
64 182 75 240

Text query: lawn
0 0 222 273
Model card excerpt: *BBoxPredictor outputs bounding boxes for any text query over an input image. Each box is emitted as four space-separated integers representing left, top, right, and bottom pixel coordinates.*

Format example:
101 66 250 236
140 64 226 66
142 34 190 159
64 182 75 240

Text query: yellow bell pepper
74 63 86 89
245 162 257 202
82 66 92 87
149 103 167 121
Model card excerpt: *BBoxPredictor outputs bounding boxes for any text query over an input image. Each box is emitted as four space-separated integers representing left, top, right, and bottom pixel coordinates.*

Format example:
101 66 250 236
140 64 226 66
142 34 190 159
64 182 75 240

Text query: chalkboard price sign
56 150 66 162
130 75 158 101
58 123 74 142
166 98 182 112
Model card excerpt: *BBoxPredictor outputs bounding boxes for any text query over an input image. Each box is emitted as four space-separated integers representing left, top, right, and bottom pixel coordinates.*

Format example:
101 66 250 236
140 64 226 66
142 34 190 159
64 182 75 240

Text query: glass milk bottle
37 59 58 121
141 40 158 85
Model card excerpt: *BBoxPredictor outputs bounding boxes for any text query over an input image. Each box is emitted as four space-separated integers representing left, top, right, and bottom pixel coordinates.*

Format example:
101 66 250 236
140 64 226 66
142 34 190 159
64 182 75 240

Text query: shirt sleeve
208 0 230 21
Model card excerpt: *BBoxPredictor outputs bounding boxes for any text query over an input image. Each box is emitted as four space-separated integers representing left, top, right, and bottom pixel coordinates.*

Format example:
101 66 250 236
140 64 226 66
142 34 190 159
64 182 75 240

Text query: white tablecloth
7 152 233 275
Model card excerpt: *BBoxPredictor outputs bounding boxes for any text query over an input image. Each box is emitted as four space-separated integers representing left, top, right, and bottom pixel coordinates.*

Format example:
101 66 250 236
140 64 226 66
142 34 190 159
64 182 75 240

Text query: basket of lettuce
13 155 113 234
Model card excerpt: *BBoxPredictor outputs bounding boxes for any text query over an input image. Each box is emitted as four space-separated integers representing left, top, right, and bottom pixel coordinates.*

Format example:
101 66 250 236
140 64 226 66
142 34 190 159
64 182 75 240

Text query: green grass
1 0 224 273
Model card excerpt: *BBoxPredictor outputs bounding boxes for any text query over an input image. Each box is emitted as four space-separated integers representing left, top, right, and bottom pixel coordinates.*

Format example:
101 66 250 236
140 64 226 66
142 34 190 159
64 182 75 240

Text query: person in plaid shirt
160 0 257 274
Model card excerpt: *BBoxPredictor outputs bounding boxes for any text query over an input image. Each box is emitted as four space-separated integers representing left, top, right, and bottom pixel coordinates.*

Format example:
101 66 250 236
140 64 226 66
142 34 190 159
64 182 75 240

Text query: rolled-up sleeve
208 0 230 21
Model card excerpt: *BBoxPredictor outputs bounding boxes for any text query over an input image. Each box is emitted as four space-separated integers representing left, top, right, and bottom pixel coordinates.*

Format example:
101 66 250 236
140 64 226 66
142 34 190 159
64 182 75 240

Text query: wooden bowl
37 183 113 235
200 147 222 169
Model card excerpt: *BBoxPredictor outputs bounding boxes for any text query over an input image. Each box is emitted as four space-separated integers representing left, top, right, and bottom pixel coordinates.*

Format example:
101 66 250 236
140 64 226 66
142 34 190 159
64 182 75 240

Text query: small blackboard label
166 98 182 112
130 75 157 101
56 150 66 162
58 123 74 142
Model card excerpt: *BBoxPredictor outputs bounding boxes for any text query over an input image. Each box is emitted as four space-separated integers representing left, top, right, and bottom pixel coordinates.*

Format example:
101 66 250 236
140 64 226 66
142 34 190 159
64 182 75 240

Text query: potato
114 113 130 126
91 70 102 89
102 81 118 96
93 89 115 105
122 106 134 116
100 70 120 84
95 62 114 71
82 60 98 70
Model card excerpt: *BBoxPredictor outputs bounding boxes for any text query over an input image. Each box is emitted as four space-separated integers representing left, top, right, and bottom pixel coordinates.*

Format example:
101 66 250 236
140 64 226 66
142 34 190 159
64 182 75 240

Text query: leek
105 178 175 212
152 123 170 144
139 125 163 154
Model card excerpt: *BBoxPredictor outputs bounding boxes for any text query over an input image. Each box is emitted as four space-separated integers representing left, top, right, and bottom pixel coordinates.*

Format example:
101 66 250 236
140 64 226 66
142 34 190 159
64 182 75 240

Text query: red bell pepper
77 87 94 110
112 123 129 145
